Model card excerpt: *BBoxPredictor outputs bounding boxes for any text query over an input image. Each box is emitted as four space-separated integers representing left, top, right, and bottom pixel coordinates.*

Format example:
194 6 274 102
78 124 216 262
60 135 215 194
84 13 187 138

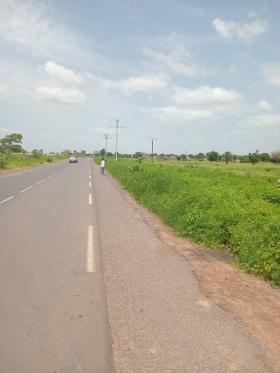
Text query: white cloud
212 17 266 40
143 34 214 77
172 85 242 105
0 0 90 61
0 127 9 134
257 100 272 111
44 61 83 85
87 72 168 94
35 61 86 104
0 65 37 99
142 106 214 123
36 86 86 104
263 62 280 87
246 114 280 128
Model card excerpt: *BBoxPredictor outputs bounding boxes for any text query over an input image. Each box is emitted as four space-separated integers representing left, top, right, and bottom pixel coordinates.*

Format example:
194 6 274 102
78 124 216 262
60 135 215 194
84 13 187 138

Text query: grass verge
0 154 66 170
103 158 280 285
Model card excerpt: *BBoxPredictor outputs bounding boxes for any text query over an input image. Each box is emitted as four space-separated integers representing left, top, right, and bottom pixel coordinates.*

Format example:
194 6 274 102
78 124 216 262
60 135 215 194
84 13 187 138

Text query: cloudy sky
0 0 279 154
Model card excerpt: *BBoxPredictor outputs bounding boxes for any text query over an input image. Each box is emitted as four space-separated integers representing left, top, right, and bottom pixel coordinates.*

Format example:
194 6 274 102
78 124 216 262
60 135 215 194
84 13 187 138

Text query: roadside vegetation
0 133 66 170
102 156 280 285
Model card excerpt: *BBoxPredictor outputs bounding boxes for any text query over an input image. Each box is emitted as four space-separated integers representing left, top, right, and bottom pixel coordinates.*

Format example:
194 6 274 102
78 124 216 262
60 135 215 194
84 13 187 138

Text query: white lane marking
47 175 53 179
89 175 91 180
20 185 33 194
0 196 15 204
89 193 93 205
36 179 46 184
87 225 95 273
89 181 92 187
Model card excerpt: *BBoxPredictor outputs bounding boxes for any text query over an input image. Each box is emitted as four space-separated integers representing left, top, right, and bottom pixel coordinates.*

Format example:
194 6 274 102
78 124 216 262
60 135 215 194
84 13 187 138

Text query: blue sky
0 0 279 154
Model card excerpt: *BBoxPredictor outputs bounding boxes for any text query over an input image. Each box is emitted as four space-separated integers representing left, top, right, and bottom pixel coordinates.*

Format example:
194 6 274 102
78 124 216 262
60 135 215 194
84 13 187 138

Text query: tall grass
0 153 66 170
105 158 280 285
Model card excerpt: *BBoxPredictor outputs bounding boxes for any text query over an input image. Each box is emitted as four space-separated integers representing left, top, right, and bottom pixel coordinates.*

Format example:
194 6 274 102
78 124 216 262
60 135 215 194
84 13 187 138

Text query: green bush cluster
107 159 280 285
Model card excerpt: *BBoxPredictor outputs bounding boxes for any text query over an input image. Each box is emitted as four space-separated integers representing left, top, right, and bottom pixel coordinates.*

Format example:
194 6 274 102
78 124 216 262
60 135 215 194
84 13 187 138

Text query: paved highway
0 158 271 372
0 159 114 373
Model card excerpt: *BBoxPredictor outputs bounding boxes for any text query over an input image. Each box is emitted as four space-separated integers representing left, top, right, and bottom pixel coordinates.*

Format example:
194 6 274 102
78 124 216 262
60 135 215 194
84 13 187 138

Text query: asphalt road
0 159 271 372
0 159 114 373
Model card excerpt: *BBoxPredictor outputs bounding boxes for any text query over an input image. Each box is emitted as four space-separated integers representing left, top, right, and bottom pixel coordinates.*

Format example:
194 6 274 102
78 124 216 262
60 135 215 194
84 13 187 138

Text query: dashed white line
0 196 15 205
89 181 92 187
89 193 93 205
20 185 33 194
36 179 45 184
89 174 91 180
87 225 95 273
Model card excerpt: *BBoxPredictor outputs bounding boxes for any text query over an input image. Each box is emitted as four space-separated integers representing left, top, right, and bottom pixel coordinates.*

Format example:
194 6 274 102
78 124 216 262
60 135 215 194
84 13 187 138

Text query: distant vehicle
69 155 78 163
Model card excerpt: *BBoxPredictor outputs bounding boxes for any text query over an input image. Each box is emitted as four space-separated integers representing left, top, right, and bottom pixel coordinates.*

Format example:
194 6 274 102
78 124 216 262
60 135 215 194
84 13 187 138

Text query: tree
206 151 219 161
0 133 23 153
248 152 259 165
80 150 86 156
271 151 280 164
133 152 143 158
61 149 71 156
259 153 270 162
180 154 186 161
195 153 205 161
31 149 44 158
239 155 250 163
100 148 106 156
223 151 232 165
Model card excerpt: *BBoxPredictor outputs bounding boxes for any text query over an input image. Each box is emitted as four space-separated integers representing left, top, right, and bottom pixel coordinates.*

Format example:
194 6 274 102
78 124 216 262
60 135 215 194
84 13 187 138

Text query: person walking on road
100 158 106 175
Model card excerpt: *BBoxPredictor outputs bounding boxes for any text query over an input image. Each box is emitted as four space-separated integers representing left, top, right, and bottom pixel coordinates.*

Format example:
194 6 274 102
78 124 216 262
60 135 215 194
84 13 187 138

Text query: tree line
98 148 280 164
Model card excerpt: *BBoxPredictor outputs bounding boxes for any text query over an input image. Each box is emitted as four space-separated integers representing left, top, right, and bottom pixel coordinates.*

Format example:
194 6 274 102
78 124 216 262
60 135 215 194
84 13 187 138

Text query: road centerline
0 196 15 205
36 179 46 184
89 193 93 205
20 185 34 194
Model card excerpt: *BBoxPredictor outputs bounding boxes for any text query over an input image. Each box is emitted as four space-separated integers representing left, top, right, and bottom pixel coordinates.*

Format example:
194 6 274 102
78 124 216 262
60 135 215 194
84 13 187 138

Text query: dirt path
93 165 279 372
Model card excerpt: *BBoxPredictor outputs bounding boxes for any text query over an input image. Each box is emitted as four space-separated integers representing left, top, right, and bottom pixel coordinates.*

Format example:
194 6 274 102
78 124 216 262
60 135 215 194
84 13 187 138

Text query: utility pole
110 119 124 161
103 134 111 157
151 137 157 162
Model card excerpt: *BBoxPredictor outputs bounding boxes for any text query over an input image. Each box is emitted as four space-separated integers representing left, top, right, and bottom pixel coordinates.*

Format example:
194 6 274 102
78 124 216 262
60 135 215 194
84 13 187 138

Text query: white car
69 155 78 163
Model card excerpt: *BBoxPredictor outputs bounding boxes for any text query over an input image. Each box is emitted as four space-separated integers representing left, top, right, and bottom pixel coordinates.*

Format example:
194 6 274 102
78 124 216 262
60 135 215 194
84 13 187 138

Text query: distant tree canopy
31 149 44 157
61 149 71 156
206 151 219 162
223 151 232 165
259 152 271 162
248 152 260 165
195 152 205 160
0 133 23 153
133 152 143 158
271 151 280 164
